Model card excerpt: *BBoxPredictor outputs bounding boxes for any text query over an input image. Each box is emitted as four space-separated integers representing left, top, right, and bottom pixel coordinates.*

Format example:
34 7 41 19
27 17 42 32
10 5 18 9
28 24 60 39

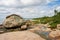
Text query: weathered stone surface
28 24 52 33
3 14 24 28
28 27 40 33
25 20 34 27
0 30 4 34
21 25 27 30
28 25 52 40
49 30 60 40
0 31 45 40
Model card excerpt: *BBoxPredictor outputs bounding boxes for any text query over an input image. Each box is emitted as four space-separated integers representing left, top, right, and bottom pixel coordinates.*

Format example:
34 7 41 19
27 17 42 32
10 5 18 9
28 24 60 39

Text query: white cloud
0 0 57 7
20 0 33 5
0 5 55 18
21 0 59 6
0 0 59 18
20 0 57 5
15 6 54 18
46 0 58 3
56 6 60 11
0 0 17 6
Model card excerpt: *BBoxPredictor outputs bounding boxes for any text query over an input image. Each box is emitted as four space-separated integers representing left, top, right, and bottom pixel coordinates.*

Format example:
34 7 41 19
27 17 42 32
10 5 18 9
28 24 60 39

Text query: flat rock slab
0 31 45 40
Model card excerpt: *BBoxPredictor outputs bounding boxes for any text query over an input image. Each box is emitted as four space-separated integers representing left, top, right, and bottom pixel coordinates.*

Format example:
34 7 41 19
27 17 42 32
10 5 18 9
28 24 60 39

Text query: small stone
21 25 27 30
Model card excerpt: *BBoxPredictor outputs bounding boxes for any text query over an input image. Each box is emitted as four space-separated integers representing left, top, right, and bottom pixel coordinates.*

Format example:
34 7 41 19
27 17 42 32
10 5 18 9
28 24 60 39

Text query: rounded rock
0 31 45 40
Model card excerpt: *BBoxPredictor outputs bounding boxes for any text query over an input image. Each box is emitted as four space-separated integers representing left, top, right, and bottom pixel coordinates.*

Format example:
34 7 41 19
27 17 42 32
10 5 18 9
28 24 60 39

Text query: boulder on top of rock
26 20 34 26
3 14 24 28
25 20 35 29
0 31 45 40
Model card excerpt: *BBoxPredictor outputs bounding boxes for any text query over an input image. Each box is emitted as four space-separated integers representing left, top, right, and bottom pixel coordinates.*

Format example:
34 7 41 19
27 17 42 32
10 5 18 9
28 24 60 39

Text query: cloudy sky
0 0 60 23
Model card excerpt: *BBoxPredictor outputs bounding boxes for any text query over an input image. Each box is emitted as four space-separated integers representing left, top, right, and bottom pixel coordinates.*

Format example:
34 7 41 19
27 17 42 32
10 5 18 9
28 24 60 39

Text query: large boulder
3 14 24 28
49 30 60 40
0 31 45 40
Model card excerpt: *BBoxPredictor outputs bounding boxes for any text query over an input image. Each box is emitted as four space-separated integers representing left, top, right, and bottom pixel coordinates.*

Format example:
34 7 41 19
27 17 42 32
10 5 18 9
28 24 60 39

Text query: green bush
32 10 60 29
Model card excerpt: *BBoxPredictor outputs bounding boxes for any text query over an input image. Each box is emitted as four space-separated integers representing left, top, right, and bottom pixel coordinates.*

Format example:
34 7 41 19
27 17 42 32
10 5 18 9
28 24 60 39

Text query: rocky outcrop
0 31 45 40
28 25 52 40
28 24 52 33
3 14 24 28
49 29 60 40
1 14 60 40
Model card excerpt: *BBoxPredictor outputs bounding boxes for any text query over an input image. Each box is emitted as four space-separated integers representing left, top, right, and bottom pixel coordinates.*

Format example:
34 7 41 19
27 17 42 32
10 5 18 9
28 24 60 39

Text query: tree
54 10 58 15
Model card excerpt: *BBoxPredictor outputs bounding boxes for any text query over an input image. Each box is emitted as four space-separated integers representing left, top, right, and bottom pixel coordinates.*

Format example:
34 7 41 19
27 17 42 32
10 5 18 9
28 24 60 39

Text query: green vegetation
32 10 60 29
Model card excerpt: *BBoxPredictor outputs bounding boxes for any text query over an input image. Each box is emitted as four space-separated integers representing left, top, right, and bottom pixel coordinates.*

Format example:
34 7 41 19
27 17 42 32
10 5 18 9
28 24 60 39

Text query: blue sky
0 0 60 19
